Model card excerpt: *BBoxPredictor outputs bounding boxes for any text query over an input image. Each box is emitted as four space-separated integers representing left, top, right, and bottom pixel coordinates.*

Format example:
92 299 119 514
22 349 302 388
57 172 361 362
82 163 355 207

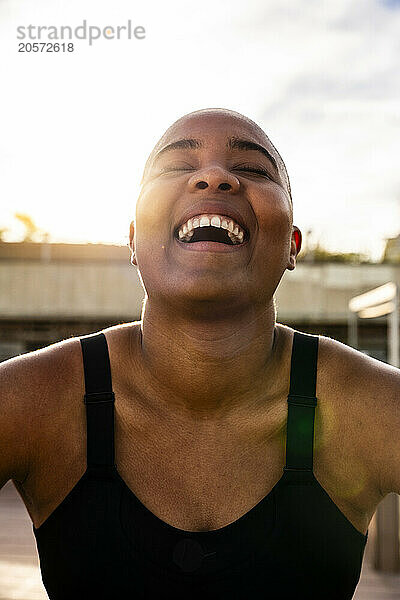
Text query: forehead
155 112 276 157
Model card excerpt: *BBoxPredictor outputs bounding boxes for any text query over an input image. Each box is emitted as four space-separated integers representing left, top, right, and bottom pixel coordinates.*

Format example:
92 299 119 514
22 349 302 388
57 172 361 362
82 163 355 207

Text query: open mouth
174 214 249 246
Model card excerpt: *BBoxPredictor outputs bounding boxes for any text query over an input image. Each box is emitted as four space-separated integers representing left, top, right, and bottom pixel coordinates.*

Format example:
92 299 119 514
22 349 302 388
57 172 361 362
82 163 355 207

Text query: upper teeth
178 214 245 244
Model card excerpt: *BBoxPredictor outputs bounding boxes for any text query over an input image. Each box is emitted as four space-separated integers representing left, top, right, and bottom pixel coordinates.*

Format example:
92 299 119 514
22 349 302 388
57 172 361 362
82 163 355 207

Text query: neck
131 298 286 422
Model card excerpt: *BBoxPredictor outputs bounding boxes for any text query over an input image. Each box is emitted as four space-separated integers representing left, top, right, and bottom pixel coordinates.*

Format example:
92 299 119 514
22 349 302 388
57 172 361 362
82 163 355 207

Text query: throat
135 318 282 421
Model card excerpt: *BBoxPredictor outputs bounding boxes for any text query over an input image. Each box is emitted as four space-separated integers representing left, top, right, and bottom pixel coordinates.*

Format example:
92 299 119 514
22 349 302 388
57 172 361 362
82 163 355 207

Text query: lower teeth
180 235 241 245
227 232 242 244
177 226 244 244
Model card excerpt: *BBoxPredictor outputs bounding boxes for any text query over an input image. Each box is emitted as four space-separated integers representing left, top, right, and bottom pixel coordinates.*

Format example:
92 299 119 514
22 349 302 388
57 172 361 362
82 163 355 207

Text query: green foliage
298 243 371 264
0 213 49 243
14 213 38 242
0 227 9 241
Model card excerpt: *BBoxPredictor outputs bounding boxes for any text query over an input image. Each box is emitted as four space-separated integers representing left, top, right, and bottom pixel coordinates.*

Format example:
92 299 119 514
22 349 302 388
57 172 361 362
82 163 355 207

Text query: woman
1 108 399 599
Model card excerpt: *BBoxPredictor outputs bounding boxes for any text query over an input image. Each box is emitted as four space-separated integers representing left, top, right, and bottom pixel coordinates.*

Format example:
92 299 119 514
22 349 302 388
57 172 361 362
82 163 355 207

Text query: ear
129 220 137 266
287 226 302 271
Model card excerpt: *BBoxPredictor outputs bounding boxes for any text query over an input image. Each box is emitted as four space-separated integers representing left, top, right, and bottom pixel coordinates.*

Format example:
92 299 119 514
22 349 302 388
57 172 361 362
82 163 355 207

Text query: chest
22 379 377 536
116 406 287 532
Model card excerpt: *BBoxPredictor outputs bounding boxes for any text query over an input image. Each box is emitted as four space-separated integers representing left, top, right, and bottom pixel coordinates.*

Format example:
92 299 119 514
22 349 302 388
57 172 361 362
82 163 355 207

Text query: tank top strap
80 332 116 476
284 331 319 473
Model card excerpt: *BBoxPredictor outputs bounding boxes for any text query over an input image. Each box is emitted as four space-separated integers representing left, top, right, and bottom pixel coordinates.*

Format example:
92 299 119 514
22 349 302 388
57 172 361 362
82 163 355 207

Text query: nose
187 165 240 194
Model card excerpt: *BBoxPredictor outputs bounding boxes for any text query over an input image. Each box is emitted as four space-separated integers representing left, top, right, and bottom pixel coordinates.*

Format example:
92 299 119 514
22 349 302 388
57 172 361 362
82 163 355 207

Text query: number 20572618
18 42 74 52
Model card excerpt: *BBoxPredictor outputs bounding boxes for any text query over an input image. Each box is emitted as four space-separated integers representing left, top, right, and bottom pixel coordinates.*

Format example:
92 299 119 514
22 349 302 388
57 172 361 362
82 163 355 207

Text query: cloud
230 0 400 259
0 0 398 260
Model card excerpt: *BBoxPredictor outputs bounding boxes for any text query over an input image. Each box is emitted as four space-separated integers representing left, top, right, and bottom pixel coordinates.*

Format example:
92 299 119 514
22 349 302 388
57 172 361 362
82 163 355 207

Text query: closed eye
158 165 194 174
232 166 272 178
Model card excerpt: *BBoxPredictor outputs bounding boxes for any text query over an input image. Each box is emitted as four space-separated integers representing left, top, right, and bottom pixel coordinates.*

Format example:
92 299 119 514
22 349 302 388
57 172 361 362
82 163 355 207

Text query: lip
173 200 250 240
174 235 250 253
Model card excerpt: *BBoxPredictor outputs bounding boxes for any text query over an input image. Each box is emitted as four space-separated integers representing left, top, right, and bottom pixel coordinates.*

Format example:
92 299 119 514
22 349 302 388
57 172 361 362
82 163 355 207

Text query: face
129 111 301 311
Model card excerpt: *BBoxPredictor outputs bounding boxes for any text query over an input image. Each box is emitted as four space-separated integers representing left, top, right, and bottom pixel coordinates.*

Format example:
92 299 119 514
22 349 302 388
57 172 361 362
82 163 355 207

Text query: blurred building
1 241 399 362
383 234 400 263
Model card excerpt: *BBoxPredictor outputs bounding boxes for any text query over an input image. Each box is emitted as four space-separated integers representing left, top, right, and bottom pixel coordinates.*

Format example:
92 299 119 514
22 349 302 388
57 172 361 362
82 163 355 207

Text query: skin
128 108 301 420
1 108 399 538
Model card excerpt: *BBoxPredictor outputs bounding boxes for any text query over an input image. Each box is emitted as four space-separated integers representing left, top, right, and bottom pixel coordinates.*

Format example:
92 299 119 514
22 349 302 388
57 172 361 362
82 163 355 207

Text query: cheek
135 190 159 233
258 205 292 247
252 185 292 237
134 181 185 270
135 183 174 240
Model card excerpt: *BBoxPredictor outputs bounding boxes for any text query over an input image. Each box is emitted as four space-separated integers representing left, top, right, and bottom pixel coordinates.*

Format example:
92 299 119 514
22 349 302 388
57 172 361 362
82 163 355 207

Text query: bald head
140 108 292 203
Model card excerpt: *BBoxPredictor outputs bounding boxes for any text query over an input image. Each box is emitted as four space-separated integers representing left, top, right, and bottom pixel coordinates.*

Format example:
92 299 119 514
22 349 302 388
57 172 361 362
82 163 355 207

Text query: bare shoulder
0 335 84 487
317 333 399 408
1 323 141 526
317 334 400 497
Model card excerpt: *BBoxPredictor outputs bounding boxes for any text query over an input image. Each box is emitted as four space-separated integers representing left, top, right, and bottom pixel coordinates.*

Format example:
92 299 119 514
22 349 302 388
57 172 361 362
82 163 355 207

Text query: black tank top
33 331 368 599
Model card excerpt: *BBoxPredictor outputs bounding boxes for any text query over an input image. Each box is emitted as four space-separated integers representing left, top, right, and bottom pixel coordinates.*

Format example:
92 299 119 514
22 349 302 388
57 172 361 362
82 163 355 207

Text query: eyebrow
154 138 202 159
153 136 279 173
227 137 278 172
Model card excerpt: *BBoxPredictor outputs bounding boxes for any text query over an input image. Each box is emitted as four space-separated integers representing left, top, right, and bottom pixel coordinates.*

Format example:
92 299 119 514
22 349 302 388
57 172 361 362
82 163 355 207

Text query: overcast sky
0 0 399 260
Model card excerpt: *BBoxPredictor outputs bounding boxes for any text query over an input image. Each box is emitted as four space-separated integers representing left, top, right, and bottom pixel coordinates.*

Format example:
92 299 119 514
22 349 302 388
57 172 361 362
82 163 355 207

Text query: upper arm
0 337 82 489
0 357 34 488
320 336 400 499
371 363 400 497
